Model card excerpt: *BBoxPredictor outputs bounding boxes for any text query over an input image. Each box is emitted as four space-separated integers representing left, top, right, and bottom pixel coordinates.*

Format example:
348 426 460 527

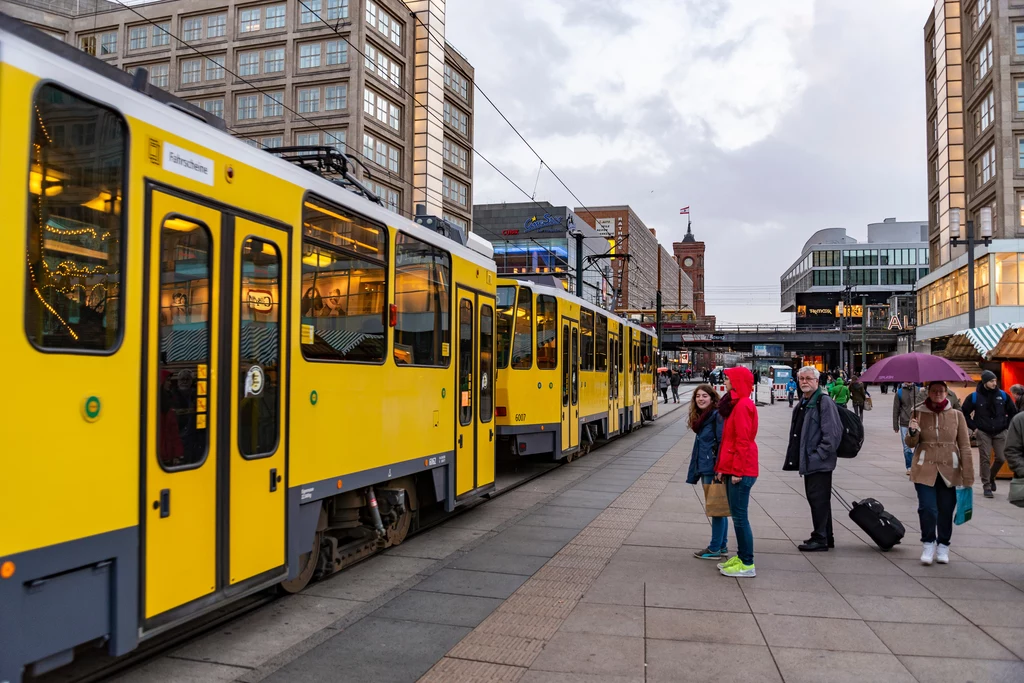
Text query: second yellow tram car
494 279 658 460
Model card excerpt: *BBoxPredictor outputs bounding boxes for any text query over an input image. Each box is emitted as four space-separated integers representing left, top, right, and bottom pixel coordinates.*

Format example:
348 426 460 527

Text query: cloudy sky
444 0 934 324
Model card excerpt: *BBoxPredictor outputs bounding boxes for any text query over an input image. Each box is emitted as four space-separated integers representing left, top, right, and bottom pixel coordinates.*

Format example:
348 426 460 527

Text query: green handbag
1010 478 1024 508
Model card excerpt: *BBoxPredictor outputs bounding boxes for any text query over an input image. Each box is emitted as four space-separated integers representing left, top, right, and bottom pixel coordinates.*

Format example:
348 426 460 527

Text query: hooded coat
685 409 724 484
962 377 1016 435
904 400 975 488
828 377 850 405
715 367 759 478
849 380 867 406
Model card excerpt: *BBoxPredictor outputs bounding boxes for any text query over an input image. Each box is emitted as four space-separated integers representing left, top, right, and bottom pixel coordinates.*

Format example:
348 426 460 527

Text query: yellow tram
494 279 658 460
0 17 497 681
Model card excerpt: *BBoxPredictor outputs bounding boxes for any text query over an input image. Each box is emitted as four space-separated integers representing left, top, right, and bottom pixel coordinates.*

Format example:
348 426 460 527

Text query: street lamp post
949 207 992 329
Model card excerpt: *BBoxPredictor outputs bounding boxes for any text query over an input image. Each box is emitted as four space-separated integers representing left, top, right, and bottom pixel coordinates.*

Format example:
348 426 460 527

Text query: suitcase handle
831 489 853 512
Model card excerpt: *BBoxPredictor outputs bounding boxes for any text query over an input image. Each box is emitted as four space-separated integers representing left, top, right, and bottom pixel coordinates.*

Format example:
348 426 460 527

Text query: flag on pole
679 207 690 215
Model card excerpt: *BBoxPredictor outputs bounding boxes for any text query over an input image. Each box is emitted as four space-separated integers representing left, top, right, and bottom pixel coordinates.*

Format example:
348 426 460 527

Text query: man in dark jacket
849 376 867 419
670 369 681 403
784 366 843 552
962 370 1017 498
893 382 918 474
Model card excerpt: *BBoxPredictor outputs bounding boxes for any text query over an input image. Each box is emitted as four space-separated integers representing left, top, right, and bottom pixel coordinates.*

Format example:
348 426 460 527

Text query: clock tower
673 222 706 319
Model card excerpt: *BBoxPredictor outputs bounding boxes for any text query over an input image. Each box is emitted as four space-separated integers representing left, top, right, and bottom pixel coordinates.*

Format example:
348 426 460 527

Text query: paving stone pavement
419 389 1024 683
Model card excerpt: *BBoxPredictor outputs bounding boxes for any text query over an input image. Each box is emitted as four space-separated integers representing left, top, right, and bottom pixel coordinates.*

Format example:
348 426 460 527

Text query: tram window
238 238 281 458
618 323 624 372
394 232 450 367
595 314 608 372
580 309 594 371
536 294 557 369
300 196 387 363
496 285 515 369
25 84 126 352
157 217 212 470
458 299 473 426
511 286 532 369
480 304 493 423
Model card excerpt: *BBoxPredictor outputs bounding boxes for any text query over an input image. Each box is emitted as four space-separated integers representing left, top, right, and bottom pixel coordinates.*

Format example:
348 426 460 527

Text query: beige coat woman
905 401 975 488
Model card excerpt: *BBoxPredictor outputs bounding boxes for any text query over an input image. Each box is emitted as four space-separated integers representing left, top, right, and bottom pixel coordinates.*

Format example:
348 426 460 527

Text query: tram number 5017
514 413 527 422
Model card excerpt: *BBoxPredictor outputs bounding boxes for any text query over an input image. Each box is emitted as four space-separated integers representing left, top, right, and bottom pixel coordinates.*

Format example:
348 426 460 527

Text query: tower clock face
683 257 694 267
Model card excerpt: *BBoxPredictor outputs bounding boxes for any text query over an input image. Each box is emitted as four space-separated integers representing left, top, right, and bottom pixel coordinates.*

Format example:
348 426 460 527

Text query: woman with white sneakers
905 380 975 565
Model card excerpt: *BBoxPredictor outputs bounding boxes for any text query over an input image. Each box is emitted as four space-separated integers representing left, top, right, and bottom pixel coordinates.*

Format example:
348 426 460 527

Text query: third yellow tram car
494 279 658 460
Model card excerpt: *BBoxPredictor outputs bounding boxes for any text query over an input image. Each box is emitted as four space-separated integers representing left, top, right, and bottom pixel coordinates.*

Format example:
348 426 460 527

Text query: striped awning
990 323 1024 360
954 323 1013 359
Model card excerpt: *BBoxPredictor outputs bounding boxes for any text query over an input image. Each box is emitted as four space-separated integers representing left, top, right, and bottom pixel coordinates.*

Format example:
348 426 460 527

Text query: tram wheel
280 506 326 594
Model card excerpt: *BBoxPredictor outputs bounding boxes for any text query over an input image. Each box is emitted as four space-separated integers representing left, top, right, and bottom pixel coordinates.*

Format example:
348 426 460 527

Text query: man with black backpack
784 366 844 552
962 370 1017 499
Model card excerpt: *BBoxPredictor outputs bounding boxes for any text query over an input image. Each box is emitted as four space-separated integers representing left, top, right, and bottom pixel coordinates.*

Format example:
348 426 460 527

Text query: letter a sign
887 315 903 331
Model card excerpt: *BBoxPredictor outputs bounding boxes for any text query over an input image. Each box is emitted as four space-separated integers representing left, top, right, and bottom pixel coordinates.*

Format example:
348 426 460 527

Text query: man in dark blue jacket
962 371 1017 498
784 366 843 552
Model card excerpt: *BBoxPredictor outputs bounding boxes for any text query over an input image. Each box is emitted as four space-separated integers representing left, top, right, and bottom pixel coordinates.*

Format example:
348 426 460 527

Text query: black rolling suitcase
834 492 905 551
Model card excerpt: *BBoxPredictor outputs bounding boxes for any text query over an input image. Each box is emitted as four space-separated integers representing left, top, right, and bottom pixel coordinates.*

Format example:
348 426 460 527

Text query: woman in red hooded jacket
715 366 759 577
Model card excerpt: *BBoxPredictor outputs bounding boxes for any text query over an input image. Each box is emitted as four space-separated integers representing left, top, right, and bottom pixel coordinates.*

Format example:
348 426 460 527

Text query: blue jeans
702 474 729 553
899 427 914 469
725 475 757 565
915 476 956 546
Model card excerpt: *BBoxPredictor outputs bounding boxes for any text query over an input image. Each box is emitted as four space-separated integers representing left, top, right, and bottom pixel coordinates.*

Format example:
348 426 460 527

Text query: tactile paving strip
418 435 690 682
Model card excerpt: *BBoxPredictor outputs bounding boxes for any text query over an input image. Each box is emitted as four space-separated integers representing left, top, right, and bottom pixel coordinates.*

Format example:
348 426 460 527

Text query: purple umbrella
858 352 972 384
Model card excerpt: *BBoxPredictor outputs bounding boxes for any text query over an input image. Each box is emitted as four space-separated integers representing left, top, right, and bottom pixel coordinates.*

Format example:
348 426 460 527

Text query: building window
976 145 997 187
100 31 117 55
203 98 224 118
239 8 260 33
237 94 258 120
325 129 345 152
367 181 400 214
205 55 225 80
975 38 993 82
1019 138 1024 170
1017 24 1024 55
364 44 401 89
996 253 1019 305
180 58 201 84
977 90 994 134
362 133 400 172
296 131 320 147
265 4 286 29
149 63 169 87
393 233 450 366
327 0 349 20
442 175 468 207
812 270 840 286
880 269 919 285
366 0 401 46
261 135 283 148
26 84 126 351
300 195 387 363
443 101 469 136
263 91 284 118
264 47 284 73
444 138 469 170
299 43 322 69
298 87 320 113
443 213 469 230
207 14 226 38
300 0 322 24
129 26 147 51
238 50 259 76
978 0 991 27
153 22 170 46
444 64 469 99
326 39 347 65
363 88 400 131
182 17 202 41
325 85 346 111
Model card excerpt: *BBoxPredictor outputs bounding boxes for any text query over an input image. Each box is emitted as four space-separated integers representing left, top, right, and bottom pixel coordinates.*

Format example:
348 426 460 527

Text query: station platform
116 390 1024 683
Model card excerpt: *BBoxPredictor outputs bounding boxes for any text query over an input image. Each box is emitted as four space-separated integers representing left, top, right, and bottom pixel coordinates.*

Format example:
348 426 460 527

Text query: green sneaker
720 562 756 578
716 555 742 570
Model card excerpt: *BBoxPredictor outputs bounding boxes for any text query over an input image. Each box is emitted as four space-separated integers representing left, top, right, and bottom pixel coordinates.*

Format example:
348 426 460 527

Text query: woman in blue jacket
686 384 728 559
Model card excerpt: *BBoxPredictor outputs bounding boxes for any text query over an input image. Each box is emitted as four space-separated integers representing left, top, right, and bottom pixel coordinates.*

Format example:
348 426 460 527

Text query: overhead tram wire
107 0 450 221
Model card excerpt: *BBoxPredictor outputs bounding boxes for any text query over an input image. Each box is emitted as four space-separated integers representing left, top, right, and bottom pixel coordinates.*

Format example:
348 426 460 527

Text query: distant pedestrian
906 381 974 565
715 367 759 578
658 371 670 403
1002 410 1024 478
881 382 889 395
849 375 867 419
685 385 729 560
828 376 850 409
670 369 681 403
962 371 1016 498
785 366 842 552
1011 384 1024 413
786 377 798 408
946 387 962 411
894 382 918 475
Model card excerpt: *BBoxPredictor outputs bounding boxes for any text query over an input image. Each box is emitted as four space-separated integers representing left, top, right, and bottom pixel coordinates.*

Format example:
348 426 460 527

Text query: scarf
718 392 735 419
925 397 948 413
691 407 714 433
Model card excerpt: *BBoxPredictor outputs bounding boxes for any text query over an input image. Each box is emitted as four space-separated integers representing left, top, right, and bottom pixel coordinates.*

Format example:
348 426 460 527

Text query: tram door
143 189 289 622
608 330 619 435
455 288 495 498
560 318 579 453
632 334 642 421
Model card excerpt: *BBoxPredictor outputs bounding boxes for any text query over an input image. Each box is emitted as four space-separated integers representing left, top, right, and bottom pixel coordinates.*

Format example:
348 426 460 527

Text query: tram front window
496 285 515 369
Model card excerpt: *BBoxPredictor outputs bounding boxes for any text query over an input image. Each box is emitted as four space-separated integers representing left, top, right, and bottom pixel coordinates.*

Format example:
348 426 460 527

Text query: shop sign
501 229 520 236
524 213 564 233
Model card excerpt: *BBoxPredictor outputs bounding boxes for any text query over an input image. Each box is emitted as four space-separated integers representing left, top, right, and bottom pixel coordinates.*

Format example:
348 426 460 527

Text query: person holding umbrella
905 381 974 565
